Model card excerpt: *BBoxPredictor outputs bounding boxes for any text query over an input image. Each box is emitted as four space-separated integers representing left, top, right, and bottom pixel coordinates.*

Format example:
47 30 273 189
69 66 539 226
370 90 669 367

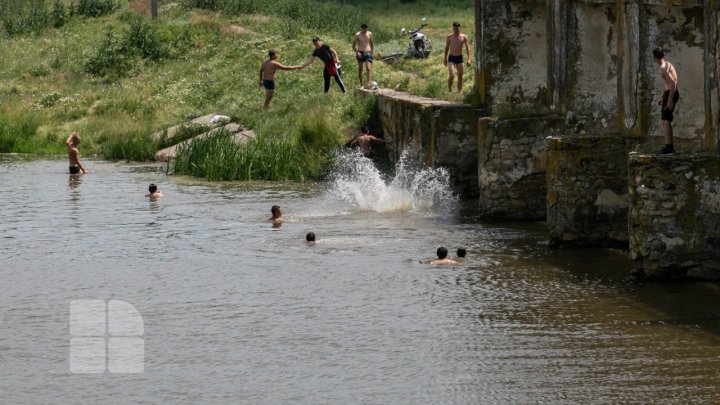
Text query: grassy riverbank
0 0 474 180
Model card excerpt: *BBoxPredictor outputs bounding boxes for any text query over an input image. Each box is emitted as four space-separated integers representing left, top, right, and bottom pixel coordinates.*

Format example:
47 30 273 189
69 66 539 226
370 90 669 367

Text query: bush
50 0 68 28
76 0 119 17
0 111 42 152
125 16 165 60
85 28 134 78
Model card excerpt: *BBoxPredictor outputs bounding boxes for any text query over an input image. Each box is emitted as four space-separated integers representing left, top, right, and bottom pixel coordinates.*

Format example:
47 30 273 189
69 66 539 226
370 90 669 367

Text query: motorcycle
379 18 431 62
402 17 431 59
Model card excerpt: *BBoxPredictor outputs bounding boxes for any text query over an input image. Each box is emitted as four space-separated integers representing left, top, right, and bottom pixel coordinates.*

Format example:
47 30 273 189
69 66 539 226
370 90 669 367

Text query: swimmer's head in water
652 47 665 60
437 246 448 259
271 205 281 217
456 247 466 258
306 232 316 242
149 184 158 193
360 125 369 134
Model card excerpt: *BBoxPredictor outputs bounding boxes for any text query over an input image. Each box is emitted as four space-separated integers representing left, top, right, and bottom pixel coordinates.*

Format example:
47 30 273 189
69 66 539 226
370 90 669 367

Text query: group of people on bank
259 21 472 109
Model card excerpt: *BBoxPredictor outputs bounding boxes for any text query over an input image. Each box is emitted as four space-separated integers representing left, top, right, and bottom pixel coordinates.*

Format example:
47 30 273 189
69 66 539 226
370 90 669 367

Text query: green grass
0 0 474 180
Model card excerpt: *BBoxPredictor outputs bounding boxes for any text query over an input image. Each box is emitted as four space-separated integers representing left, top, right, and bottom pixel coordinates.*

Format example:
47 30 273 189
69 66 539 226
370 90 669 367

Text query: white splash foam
328 146 457 214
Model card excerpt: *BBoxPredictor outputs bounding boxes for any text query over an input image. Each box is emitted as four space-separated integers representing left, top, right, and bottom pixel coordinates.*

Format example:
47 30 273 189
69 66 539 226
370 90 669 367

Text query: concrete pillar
474 0 487 106
547 0 568 113
617 0 641 134
704 0 719 151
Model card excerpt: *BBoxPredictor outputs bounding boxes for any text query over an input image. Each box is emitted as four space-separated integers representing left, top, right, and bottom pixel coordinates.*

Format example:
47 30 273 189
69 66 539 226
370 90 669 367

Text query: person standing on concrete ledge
444 21 471 93
352 23 374 90
653 47 679 154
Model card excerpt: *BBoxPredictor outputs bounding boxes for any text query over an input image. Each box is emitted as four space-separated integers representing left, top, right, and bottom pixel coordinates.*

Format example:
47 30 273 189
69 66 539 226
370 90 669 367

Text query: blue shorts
356 52 373 63
262 80 275 90
448 54 463 64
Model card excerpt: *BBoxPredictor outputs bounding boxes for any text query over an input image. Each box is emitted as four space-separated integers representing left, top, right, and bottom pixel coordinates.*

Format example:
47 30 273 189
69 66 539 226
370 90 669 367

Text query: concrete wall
376 90 482 197
547 135 635 246
478 117 562 219
629 153 720 279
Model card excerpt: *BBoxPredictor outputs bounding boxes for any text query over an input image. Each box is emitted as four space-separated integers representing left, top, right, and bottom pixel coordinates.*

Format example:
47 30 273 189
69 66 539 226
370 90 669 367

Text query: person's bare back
659 60 678 91
65 132 86 174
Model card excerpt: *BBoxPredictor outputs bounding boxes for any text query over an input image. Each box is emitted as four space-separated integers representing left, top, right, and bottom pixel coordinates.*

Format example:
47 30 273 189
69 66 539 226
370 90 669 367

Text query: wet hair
271 205 281 216
312 36 320 42
360 125 369 134
268 49 277 57
452 21 460 28
456 247 466 258
149 184 158 193
652 47 665 59
306 232 316 242
437 246 448 259
361 23 368 29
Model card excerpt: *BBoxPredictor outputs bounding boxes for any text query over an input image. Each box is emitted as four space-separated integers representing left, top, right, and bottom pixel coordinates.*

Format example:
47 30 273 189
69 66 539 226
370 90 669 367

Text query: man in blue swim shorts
259 49 303 110
444 21 471 93
352 23 374 89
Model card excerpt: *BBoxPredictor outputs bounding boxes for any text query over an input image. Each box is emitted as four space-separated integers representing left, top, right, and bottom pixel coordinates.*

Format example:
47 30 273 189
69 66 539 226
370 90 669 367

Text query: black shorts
69 166 80 174
661 90 680 122
448 54 463 64
263 80 275 90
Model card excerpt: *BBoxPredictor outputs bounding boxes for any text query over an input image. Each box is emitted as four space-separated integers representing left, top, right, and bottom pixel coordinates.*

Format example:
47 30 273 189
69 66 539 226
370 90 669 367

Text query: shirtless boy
352 23 374 89
146 184 164 201
65 132 86 174
269 205 283 225
430 247 458 265
350 126 389 158
444 22 471 93
653 47 679 154
259 50 303 110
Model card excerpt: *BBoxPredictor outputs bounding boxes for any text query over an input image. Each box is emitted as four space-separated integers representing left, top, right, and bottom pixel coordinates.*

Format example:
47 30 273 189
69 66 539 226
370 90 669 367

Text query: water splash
328 146 457 214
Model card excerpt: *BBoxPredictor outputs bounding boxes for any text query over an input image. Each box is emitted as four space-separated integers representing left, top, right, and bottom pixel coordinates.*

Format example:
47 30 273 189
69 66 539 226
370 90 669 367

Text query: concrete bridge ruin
376 0 720 279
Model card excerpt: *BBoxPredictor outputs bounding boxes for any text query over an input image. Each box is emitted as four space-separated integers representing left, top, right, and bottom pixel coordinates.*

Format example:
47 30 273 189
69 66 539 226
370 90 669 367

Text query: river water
2 154 720 404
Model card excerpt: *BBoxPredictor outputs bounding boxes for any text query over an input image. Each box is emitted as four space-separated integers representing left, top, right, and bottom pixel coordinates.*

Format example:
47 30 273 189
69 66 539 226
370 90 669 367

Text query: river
2 154 720 403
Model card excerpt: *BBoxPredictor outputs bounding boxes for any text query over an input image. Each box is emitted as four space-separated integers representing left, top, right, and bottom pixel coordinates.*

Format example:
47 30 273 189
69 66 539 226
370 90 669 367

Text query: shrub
76 0 119 17
85 28 134 78
0 111 42 152
50 0 67 28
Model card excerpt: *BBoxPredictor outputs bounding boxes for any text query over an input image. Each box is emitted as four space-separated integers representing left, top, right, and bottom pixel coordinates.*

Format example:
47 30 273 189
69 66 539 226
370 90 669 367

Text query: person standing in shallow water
430 247 458 265
269 205 283 227
653 47 679 154
65 132 86 174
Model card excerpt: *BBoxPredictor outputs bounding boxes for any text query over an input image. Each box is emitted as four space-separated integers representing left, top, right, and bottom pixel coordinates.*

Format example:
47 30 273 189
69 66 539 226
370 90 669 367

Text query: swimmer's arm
371 136 390 144
352 34 358 53
370 32 374 53
259 63 264 85
65 132 76 145
330 47 340 64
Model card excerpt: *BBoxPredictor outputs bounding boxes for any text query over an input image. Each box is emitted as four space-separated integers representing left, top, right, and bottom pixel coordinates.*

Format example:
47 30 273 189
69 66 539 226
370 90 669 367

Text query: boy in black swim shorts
653 47 679 154
444 22 472 93
259 49 303 110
